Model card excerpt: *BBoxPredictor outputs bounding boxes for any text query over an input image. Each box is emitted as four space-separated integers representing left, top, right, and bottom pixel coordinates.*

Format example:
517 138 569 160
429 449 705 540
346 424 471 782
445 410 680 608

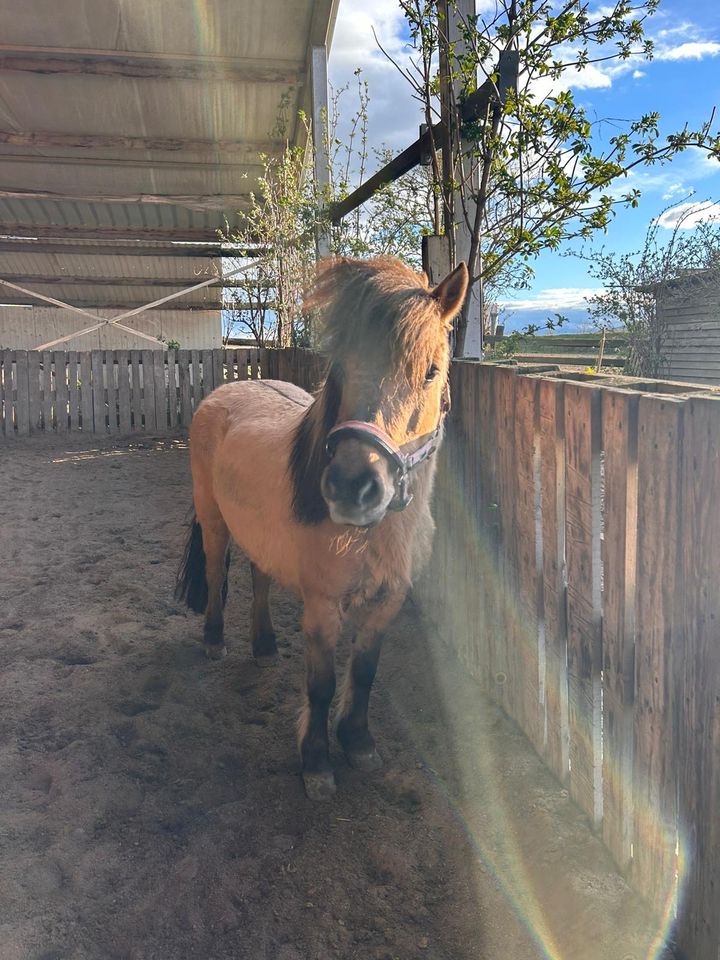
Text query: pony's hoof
254 652 279 668
203 643 227 661
303 771 337 801
346 748 383 773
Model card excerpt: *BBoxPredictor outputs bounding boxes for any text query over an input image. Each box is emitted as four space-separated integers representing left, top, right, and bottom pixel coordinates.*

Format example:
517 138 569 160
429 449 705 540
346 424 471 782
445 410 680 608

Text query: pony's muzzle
321 439 395 526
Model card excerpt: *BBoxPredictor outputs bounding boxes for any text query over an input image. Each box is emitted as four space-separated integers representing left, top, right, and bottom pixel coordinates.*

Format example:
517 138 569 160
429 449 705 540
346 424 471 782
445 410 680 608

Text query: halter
324 385 450 512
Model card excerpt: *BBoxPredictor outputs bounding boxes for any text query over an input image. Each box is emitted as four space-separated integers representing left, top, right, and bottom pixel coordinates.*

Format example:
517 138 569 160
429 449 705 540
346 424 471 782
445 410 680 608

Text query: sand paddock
0 436 663 960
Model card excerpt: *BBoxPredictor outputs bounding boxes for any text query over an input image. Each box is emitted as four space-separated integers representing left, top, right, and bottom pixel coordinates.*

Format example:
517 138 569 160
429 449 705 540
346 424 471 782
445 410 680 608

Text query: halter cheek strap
324 386 450 512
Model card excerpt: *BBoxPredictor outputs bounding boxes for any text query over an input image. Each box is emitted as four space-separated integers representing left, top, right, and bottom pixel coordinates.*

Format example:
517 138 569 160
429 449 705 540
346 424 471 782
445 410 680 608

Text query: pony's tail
175 514 208 613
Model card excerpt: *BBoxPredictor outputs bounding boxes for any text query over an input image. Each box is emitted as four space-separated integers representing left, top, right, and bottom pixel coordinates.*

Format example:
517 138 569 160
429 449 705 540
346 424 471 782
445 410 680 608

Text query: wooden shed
654 270 720 384
0 0 338 350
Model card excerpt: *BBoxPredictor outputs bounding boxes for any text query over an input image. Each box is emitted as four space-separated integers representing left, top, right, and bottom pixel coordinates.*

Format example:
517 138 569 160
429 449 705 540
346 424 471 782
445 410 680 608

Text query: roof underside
0 0 336 319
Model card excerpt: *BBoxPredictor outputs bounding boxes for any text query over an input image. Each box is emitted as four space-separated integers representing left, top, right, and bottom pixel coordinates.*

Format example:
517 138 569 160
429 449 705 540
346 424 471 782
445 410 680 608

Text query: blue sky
328 0 720 328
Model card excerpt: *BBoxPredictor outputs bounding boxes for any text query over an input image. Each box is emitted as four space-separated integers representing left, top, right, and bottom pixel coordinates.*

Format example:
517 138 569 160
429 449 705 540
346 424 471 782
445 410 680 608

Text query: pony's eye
425 363 440 383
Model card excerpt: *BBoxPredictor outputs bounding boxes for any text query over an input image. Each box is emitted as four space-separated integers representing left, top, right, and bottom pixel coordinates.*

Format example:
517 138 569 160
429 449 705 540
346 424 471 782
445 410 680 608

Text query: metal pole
311 44 331 260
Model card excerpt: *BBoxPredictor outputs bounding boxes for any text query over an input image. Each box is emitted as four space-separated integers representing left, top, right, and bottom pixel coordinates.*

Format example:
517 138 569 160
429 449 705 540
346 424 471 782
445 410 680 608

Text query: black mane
289 363 342 525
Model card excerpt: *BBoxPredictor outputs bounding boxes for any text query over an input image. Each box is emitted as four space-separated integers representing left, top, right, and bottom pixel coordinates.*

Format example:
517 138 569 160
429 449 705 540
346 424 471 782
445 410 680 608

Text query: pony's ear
432 262 469 320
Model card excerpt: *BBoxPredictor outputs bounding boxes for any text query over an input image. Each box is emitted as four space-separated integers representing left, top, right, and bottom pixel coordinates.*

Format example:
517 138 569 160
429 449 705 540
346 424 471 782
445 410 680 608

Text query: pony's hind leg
250 563 278 666
298 594 341 801
195 498 231 660
336 585 406 772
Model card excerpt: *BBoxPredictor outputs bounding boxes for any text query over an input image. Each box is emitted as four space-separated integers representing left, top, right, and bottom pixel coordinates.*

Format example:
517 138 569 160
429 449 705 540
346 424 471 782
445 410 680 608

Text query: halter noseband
324 387 450 512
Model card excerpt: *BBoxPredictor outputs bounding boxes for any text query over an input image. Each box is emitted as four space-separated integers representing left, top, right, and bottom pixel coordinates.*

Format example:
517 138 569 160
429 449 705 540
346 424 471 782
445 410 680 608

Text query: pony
176 256 468 800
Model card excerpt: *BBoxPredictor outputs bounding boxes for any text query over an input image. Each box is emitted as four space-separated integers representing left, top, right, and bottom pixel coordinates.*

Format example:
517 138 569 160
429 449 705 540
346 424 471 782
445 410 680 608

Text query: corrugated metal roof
0 0 337 326
0 0 338 240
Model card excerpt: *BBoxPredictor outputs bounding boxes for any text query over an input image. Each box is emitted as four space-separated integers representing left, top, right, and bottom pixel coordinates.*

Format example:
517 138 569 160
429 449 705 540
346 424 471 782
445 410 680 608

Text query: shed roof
0 0 337 330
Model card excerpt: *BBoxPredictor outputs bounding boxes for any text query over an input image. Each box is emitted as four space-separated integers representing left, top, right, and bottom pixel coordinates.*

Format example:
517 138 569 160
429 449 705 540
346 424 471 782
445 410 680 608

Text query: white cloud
656 201 720 229
500 287 601 311
662 182 690 200
655 41 720 61
329 1 420 153
632 69 646 78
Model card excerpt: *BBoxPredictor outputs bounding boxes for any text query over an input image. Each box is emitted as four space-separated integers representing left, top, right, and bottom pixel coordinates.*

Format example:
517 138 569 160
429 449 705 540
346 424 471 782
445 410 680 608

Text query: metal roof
0 0 338 333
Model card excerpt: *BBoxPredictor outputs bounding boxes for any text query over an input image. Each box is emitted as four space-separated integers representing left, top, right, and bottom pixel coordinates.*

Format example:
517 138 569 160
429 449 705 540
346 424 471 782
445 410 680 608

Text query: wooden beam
0 224 233 241
329 49 519 223
0 296 231 311
0 47 304 83
0 239 261 258
0 130 279 155
0 153 262 171
0 273 253 289
0 187 248 211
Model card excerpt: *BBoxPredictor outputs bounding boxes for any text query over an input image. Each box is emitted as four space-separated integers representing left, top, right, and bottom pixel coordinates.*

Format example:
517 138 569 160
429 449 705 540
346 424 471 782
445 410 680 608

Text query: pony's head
291 256 468 527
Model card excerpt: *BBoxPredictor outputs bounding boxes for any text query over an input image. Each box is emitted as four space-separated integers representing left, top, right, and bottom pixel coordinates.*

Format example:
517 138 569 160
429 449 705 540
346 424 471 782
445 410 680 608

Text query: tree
579 200 720 376
222 76 437 347
389 0 720 355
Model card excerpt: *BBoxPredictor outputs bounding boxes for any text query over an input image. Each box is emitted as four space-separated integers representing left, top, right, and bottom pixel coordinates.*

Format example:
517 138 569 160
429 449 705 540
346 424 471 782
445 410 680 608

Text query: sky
327 0 720 330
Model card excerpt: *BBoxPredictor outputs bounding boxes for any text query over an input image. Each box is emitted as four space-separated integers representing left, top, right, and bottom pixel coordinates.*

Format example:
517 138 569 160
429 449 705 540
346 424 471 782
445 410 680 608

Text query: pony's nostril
357 473 381 508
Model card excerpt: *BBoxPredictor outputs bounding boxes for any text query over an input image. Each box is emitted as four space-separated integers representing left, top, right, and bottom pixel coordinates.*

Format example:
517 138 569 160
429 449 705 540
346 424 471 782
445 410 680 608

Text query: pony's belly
219 495 302 589
212 458 302 591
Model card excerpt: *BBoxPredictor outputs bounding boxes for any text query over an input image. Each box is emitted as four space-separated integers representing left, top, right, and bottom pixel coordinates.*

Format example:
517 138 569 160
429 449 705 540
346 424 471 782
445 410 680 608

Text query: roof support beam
0 297 237 311
0 47 305 83
0 274 262 289
0 130 278 155
0 187 247 211
0 154 260 172
328 49 519 223
0 240 260 258
0 224 233 241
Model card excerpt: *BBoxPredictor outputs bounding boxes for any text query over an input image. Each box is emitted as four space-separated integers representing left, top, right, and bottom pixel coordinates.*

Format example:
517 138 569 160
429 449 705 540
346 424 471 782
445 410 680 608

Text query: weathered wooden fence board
178 351 192 427
118 351 131 434
564 382 603 826
512 374 543 753
106 352 118 434
54 352 68 433
537 377 569 783
42 350 53 432
473 366 499 693
15 351 30 436
91 351 104 434
68 352 80 432
191 350 202 412
201 350 213 397
140 350 156 433
632 396 684 916
600 390 639 871
676 396 720 959
80 352 93 432
130 353 142 430
152 350 166 433
493 367 518 718
28 350 41 433
168 351 179 430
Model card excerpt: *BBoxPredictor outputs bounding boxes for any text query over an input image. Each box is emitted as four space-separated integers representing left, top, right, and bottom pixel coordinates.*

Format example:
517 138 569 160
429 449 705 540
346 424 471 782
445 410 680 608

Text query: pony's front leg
337 585 407 771
298 594 341 801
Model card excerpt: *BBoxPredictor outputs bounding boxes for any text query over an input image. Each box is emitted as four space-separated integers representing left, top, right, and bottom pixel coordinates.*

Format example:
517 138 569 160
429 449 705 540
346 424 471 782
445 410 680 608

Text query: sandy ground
0 435 670 960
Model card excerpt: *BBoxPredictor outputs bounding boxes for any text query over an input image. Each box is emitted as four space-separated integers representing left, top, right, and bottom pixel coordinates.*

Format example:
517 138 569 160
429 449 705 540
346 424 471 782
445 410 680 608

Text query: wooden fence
0 347 325 439
422 361 720 959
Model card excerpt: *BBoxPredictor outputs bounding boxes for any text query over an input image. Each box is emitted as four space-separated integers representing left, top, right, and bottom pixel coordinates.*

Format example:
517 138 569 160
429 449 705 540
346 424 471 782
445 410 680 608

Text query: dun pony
176 256 468 799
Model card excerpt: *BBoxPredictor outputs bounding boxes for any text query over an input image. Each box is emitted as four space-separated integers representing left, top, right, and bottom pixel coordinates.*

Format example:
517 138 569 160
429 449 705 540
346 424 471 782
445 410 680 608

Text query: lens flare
411 460 684 960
